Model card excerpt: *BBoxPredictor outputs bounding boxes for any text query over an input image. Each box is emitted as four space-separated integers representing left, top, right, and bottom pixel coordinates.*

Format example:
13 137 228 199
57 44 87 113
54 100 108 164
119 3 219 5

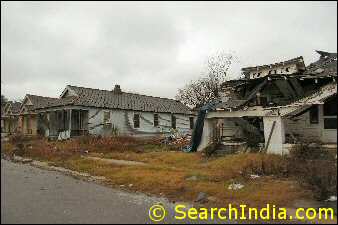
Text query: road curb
4 156 107 183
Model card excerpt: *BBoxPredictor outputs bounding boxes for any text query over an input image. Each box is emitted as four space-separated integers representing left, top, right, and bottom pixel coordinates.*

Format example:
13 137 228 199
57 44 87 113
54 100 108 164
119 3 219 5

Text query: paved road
1 160 232 224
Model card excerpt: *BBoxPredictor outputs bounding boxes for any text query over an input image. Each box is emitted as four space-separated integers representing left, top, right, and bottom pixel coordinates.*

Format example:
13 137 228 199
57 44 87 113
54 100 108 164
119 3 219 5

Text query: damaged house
194 50 337 155
17 85 195 139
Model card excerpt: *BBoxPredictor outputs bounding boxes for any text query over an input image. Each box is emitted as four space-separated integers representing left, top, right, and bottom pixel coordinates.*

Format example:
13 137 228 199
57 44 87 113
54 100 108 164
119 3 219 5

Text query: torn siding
284 108 322 142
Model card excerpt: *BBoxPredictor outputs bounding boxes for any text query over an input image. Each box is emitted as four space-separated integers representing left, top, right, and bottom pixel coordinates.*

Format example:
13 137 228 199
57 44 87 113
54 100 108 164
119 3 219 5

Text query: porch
2 115 19 135
40 109 89 139
198 96 337 155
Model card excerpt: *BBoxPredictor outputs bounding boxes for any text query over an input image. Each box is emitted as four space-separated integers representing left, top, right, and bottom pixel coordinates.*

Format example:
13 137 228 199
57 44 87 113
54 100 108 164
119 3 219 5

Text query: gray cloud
1 1 337 101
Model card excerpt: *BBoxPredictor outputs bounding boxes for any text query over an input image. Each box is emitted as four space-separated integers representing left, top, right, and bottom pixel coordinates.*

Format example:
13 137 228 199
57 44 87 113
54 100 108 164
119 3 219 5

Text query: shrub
8 134 27 156
202 142 219 157
239 154 287 177
287 144 337 200
288 143 333 161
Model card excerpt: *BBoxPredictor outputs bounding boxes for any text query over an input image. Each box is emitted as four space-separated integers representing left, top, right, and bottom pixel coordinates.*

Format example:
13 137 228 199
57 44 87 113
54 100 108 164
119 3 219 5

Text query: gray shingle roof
67 85 193 114
31 86 193 115
26 94 60 110
1 101 21 116
10 102 21 114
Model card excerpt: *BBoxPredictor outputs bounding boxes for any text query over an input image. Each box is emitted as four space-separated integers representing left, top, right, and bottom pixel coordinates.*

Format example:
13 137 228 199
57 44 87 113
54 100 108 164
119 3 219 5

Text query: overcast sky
1 1 337 101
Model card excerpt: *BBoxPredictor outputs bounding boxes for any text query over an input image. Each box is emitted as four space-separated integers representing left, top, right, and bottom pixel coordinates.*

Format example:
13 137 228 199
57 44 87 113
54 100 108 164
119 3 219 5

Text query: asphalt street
1 159 232 224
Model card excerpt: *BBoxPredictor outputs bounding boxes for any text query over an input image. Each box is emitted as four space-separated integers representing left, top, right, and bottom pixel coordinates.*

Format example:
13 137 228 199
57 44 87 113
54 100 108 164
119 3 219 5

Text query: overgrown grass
287 144 337 200
2 135 323 209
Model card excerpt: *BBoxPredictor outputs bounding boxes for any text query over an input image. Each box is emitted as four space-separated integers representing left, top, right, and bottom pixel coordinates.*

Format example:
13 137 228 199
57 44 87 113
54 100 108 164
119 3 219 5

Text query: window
171 114 176 129
285 67 290 72
257 72 261 77
324 118 337 129
309 106 319 124
134 114 140 128
154 114 159 127
103 111 110 124
323 97 337 130
189 117 194 129
323 97 337 116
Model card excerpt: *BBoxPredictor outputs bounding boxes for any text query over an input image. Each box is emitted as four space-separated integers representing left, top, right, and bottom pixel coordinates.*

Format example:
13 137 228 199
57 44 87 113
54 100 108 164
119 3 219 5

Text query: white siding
87 108 194 136
284 105 337 143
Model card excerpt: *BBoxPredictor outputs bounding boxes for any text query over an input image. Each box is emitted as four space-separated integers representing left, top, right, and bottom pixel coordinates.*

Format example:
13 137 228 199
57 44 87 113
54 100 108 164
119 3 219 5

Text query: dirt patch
84 156 147 166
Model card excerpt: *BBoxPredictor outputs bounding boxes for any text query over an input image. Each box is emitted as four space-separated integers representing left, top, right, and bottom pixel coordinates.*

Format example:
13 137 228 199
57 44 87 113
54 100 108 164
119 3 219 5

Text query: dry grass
2 135 314 209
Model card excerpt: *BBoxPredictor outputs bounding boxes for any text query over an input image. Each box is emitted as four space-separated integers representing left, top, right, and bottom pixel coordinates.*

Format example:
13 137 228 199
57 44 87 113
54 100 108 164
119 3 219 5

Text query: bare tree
1 94 8 105
176 52 234 109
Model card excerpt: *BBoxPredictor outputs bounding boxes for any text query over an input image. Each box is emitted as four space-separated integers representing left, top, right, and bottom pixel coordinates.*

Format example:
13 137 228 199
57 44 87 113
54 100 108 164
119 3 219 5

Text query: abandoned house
1 101 21 135
194 50 337 155
15 85 195 139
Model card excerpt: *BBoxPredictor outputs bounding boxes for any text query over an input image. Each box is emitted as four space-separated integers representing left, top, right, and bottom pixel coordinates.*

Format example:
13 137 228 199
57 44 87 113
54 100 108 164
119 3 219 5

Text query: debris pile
161 131 191 149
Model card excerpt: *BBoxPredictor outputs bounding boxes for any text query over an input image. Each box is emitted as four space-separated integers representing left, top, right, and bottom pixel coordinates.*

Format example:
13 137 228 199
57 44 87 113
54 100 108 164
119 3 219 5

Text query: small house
19 85 195 139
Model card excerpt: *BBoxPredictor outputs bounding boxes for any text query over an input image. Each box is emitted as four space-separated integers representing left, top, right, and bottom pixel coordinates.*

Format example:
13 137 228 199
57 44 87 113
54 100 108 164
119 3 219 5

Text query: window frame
309 106 319 124
133 113 140 128
324 118 337 130
153 113 159 127
103 111 111 124
189 117 194 129
323 97 337 130
171 114 176 129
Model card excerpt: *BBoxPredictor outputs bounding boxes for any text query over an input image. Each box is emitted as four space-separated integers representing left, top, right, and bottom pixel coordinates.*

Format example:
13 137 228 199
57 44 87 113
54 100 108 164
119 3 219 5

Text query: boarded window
189 117 194 129
309 106 319 124
324 118 337 129
134 114 140 128
154 114 159 127
171 114 176 129
103 111 110 124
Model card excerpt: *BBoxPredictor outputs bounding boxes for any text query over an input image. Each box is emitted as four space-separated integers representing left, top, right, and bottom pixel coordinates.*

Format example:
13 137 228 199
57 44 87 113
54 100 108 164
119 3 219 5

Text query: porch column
263 116 285 155
68 109 72 138
197 118 216 152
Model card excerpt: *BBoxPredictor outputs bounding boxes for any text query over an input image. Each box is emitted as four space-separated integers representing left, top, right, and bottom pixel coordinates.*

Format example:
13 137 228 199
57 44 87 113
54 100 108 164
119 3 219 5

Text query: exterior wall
284 109 321 142
249 64 298 79
23 105 195 138
87 108 194 137
284 105 337 143
219 119 244 140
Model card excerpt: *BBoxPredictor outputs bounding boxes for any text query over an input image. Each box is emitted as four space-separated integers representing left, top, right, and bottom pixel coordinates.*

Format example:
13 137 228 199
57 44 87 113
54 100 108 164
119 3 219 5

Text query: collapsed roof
216 51 337 112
